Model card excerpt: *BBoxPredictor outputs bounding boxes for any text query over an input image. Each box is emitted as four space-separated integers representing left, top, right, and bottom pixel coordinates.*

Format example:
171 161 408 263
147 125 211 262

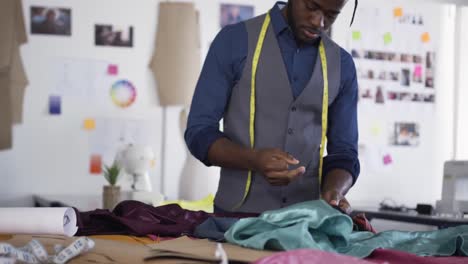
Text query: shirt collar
270 1 289 36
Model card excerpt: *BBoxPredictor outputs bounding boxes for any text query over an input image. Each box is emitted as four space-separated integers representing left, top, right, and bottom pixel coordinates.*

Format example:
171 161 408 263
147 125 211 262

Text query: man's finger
339 198 352 214
265 160 289 171
285 166 306 179
273 151 299 165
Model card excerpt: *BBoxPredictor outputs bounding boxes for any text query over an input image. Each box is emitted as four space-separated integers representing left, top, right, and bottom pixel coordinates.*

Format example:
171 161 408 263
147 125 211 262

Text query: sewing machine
436 161 468 218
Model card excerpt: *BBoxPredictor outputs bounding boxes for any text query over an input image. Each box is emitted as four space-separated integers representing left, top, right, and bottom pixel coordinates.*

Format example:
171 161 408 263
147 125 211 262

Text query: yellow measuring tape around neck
234 13 329 210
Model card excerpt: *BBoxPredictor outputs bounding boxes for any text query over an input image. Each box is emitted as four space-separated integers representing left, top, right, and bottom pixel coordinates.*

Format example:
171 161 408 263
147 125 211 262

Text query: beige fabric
10 45 29 124
0 0 28 150
0 70 13 150
0 0 15 70
149 2 201 107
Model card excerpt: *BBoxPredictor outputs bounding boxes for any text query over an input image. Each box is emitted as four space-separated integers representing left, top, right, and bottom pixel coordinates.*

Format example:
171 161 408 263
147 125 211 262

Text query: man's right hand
252 148 306 186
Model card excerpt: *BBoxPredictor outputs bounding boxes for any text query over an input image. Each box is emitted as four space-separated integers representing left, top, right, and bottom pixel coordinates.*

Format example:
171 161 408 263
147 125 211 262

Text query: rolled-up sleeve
184 24 246 166
323 48 360 184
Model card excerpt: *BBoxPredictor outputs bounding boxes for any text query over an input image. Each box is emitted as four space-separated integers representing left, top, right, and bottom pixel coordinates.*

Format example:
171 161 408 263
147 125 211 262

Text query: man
185 0 360 214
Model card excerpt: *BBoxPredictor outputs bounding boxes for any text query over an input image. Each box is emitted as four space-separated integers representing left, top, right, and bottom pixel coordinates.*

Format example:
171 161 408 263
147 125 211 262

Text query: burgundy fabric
253 249 468 264
75 200 375 237
75 200 256 237
353 213 377 233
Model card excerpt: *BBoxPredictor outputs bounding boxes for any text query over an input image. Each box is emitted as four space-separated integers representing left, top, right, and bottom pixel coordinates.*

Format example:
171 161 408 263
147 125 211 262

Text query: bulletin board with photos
345 3 440 171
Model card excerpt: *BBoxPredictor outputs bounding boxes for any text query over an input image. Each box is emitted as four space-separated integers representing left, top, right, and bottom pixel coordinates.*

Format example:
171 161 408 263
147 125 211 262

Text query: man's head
285 0 357 44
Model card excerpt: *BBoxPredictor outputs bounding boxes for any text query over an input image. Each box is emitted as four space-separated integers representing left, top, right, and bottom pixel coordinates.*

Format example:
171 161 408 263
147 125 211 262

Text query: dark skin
208 0 354 214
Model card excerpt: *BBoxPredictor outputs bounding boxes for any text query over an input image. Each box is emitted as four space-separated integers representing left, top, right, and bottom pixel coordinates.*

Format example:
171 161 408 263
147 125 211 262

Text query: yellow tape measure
234 13 329 210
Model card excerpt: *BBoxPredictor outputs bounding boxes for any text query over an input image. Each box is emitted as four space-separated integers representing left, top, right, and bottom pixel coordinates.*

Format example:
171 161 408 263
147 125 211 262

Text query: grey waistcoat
215 14 342 213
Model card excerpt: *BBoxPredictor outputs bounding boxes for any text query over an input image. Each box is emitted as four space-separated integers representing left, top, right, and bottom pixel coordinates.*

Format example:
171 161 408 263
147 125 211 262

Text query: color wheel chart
110 79 137 108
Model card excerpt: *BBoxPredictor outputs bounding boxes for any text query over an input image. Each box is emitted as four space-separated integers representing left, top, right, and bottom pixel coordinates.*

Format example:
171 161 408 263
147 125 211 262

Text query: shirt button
291 106 297 112
288 128 294 135
293 76 298 82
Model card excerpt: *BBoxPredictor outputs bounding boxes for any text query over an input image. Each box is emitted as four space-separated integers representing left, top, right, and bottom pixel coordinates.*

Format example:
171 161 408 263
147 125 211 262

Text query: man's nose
310 10 325 29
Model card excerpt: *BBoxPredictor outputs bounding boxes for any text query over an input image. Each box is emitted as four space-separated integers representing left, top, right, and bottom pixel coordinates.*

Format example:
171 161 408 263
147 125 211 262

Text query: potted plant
102 162 121 210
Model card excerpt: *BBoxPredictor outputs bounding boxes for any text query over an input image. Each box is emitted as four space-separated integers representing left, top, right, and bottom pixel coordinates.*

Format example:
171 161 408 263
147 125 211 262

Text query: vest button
288 128 294 135
291 106 296 112
282 197 287 203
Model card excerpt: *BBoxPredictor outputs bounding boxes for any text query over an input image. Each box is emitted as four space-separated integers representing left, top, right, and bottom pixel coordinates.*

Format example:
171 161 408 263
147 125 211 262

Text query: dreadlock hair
350 0 358 26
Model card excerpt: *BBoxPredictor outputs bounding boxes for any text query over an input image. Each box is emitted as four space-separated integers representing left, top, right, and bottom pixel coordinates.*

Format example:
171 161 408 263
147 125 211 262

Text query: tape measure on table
0 237 95 264
233 13 329 210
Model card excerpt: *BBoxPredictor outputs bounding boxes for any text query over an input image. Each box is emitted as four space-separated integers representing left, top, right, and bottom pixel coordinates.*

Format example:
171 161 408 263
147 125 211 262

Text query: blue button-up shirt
185 2 360 182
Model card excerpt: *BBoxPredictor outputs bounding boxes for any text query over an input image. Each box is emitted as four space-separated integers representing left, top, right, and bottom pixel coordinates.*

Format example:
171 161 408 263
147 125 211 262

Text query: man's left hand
321 189 352 214
321 169 354 214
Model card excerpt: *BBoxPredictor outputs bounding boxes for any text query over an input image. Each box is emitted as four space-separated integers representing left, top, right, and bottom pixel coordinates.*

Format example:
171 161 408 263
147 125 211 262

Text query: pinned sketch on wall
390 122 420 147
110 80 137 108
88 118 154 171
48 95 61 115
220 4 254 28
95 25 134 47
51 57 112 101
31 6 71 36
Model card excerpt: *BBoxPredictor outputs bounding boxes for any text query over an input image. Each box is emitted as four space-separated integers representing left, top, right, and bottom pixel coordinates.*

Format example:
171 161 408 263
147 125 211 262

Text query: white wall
0 0 278 206
333 0 457 208
455 7 468 159
1 0 465 209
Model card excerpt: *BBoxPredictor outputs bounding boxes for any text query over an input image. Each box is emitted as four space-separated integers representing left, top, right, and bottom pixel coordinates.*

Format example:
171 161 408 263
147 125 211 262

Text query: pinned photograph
425 52 435 88
95 25 134 47
351 49 361 58
389 71 399 81
387 91 398 101
391 123 420 147
375 86 385 104
400 54 412 63
423 94 435 103
220 4 254 28
361 89 373 99
31 6 71 36
401 68 411 86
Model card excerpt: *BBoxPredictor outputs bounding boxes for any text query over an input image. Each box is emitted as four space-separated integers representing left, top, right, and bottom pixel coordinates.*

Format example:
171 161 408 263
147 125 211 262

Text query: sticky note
414 65 422 77
83 118 96 131
371 123 381 136
49 95 61 115
90 154 102 174
107 64 118 75
393 7 403 18
383 154 393 165
383 32 392 45
421 32 430 43
352 31 361 41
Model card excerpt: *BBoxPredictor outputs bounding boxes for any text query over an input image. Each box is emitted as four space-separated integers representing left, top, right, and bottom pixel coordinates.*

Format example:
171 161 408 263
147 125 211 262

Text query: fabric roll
149 2 200 107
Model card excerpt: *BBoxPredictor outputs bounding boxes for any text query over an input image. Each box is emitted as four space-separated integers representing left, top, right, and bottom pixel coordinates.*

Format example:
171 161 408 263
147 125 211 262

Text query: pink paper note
107 64 118 75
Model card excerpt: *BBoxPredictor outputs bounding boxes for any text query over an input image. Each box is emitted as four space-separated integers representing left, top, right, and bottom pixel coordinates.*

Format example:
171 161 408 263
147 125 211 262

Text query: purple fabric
253 249 468 264
75 200 256 237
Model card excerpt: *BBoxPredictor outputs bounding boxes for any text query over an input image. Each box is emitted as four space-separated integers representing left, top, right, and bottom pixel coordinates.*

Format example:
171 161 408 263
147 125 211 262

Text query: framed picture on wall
220 4 254 28
30 6 72 36
95 25 134 48
390 122 420 147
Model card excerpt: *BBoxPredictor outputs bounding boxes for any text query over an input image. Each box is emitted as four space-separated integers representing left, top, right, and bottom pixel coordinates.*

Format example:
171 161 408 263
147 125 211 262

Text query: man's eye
307 2 318 10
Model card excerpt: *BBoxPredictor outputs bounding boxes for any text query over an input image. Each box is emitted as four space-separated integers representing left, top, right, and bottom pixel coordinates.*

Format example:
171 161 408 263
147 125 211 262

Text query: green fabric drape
225 200 468 258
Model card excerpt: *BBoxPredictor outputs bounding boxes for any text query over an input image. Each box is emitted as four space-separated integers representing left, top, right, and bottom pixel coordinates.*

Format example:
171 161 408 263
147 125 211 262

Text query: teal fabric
224 200 468 258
